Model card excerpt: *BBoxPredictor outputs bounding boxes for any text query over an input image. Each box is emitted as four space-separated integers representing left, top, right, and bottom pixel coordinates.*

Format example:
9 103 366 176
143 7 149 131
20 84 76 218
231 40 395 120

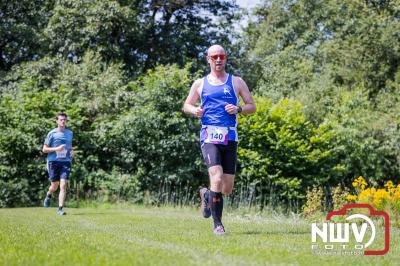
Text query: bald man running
183 44 256 235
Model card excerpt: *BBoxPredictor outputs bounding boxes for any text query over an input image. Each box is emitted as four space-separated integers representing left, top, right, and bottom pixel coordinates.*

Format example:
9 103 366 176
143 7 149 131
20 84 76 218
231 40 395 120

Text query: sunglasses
209 54 226 61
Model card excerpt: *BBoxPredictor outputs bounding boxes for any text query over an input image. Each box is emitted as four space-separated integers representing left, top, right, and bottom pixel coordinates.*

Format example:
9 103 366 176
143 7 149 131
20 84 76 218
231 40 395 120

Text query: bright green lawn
0 206 397 265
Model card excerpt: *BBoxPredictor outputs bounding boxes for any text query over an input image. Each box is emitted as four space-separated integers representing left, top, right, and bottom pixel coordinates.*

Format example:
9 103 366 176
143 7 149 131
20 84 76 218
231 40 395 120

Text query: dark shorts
200 141 238 175
47 161 71 182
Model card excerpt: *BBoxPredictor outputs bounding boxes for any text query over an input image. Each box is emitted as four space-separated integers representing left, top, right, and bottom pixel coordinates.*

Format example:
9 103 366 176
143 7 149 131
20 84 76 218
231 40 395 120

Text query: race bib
56 149 67 159
203 126 228 145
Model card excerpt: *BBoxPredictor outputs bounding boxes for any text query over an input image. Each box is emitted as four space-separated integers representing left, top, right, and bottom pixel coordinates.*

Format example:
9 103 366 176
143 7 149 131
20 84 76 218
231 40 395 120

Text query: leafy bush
0 54 205 206
237 97 336 209
94 64 206 201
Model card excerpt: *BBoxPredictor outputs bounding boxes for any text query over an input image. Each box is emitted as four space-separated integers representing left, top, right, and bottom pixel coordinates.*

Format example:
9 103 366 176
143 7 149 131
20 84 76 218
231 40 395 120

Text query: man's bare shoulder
192 78 204 87
232 75 247 90
191 78 204 94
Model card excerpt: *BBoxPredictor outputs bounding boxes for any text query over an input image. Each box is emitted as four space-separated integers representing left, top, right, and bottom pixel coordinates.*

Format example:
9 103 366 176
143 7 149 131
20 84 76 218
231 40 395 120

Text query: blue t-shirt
44 128 73 162
200 74 239 142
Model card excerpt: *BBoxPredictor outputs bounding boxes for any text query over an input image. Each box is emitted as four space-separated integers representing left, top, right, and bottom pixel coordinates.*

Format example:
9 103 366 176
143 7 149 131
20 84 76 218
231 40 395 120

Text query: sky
236 0 262 9
234 0 263 29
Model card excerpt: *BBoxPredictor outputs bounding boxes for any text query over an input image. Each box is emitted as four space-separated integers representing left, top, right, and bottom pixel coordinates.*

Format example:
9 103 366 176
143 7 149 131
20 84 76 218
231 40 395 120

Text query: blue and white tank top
200 74 239 143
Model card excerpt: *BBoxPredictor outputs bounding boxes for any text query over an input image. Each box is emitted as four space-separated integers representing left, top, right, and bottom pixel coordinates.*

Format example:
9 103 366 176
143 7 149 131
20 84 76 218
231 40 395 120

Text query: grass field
0 205 397 265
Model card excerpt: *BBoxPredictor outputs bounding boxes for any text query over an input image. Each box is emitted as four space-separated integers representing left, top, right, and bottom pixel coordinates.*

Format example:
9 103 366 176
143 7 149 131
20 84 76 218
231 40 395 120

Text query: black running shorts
200 141 238 175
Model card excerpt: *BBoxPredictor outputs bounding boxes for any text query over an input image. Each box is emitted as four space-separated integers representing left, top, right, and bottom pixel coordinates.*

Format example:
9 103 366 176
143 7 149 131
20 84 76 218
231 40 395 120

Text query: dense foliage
240 0 400 188
0 54 206 206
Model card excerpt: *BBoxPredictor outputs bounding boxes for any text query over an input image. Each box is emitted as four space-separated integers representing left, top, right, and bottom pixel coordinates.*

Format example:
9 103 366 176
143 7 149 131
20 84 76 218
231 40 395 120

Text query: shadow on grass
69 212 108 216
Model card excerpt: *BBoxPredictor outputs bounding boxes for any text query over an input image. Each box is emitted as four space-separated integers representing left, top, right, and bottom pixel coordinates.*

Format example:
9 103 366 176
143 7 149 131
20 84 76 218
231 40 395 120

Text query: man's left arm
70 132 74 160
234 76 256 115
70 147 74 159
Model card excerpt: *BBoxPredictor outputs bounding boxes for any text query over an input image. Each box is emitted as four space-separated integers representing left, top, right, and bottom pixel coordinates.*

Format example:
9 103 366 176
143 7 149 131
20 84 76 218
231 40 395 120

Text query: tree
44 0 240 75
0 0 54 71
238 0 400 187
242 0 400 107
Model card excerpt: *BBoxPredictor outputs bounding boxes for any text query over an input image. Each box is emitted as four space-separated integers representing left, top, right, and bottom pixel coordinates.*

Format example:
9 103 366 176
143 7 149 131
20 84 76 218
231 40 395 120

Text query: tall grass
64 180 302 213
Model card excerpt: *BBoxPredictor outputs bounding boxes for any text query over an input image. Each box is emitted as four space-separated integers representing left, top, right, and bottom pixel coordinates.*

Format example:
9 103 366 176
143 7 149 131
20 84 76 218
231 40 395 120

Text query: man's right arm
42 144 65 153
183 79 203 118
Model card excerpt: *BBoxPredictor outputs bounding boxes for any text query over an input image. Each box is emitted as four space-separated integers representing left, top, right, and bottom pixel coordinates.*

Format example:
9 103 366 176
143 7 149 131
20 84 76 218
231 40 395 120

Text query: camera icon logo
311 204 390 255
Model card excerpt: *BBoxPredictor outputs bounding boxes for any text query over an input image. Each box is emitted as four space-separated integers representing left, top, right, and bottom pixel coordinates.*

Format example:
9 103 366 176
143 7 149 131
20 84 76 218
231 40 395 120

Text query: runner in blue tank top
184 44 256 235
42 112 75 215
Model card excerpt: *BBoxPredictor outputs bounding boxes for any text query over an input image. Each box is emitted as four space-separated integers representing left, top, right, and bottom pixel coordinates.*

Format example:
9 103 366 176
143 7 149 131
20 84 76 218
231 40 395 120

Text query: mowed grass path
0 206 398 265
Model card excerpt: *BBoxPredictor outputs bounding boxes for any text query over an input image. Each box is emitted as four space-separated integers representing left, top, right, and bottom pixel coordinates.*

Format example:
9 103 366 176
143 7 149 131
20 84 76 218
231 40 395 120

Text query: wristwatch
237 106 242 114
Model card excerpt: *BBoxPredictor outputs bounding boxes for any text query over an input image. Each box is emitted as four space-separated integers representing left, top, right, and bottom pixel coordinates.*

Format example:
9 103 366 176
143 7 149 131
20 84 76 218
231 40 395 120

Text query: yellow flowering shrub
352 176 368 192
302 176 400 224
347 176 400 216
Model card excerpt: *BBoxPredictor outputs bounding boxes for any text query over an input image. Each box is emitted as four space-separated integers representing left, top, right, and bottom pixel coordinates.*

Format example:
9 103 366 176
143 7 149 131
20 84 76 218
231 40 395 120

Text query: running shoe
213 225 225 235
200 187 211 218
57 209 66 215
43 196 51 208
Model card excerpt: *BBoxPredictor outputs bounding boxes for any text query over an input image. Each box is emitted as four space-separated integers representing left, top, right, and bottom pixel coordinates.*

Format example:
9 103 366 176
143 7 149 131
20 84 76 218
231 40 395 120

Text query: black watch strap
237 106 242 113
